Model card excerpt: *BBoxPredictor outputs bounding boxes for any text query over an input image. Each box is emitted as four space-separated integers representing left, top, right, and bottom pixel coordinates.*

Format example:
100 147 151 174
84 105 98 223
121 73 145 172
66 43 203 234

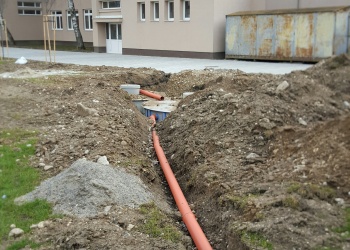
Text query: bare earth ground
0 55 350 250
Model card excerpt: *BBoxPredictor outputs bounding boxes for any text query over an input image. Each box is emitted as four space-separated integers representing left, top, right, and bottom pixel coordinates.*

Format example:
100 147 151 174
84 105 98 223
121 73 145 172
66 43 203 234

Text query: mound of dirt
0 61 186 249
157 54 350 249
15 159 153 217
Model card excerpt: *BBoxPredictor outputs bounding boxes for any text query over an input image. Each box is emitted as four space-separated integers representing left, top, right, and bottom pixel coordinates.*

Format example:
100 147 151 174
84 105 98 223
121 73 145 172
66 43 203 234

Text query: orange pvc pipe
149 115 212 250
140 89 164 100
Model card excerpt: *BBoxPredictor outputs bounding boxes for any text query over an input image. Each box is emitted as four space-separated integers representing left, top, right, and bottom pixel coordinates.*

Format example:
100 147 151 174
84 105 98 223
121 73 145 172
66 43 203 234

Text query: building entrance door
106 23 122 53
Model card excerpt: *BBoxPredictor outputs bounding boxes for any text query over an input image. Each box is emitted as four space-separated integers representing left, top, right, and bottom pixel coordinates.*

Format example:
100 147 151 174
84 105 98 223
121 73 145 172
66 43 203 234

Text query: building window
51 11 63 30
17 1 41 7
17 1 42 15
84 9 93 30
167 1 174 21
152 2 159 21
183 0 190 20
140 2 145 21
18 9 42 15
102 1 120 9
67 11 79 30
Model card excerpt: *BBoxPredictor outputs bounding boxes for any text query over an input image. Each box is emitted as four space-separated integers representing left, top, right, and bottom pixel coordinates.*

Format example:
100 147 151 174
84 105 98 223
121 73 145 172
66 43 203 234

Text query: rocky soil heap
158 55 350 249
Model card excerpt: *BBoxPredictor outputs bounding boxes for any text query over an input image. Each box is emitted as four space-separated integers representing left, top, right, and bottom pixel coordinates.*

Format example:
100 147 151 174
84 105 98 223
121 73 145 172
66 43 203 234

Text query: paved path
5 47 312 74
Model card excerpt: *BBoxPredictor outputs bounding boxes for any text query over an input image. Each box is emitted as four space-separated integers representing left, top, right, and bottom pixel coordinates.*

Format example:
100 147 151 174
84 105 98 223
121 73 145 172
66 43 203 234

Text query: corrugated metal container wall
225 6 350 61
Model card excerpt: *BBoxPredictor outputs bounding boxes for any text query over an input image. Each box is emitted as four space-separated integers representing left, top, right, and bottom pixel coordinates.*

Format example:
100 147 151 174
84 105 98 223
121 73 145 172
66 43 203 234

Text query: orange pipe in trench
140 89 164 100
149 115 212 250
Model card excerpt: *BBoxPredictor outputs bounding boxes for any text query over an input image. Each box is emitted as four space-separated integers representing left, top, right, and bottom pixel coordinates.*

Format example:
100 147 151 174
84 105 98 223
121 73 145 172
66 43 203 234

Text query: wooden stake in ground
0 18 9 59
43 15 56 63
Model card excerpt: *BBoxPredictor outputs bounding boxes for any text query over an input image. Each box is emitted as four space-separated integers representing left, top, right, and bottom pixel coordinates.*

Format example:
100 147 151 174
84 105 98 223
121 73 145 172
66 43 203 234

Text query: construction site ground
0 54 349 250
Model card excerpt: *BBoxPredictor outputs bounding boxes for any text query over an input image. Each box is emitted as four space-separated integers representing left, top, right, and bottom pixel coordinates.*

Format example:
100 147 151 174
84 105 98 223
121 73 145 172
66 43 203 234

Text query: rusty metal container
225 6 350 61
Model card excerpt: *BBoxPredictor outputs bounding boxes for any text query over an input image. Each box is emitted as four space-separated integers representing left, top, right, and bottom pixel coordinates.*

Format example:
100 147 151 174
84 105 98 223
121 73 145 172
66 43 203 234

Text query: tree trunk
67 0 85 50
6 27 15 45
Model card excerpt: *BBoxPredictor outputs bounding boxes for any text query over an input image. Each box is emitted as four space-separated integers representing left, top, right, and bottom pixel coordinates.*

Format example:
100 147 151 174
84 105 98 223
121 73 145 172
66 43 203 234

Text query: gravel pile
15 159 153 217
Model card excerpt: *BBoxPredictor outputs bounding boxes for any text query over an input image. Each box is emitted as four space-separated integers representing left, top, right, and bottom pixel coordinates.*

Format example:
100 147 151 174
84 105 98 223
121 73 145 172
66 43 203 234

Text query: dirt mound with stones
0 61 188 249
157 54 350 249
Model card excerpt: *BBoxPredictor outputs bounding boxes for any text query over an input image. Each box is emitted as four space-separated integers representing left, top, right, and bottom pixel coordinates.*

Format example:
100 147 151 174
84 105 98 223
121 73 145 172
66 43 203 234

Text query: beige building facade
3 0 93 46
3 0 350 58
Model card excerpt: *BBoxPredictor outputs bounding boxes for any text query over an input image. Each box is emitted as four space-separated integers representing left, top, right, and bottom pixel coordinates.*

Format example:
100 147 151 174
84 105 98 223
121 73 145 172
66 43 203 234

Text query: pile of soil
0 55 349 249
158 54 350 249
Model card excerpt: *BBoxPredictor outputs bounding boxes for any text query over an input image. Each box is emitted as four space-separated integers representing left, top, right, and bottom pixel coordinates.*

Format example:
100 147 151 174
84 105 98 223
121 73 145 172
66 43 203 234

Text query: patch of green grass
287 182 302 193
286 182 335 200
312 247 342 250
6 238 41 250
313 208 350 250
241 231 273 250
282 196 300 210
218 193 257 211
139 203 182 243
0 129 54 243
334 208 350 236
27 77 52 85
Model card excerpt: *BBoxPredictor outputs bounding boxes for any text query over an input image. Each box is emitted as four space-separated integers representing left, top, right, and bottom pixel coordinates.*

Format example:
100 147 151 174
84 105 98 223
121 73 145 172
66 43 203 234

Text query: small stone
268 175 274 181
335 198 345 206
37 221 45 228
293 165 306 172
223 93 234 99
121 141 128 146
44 165 54 171
246 153 260 159
259 118 276 130
30 224 38 229
276 81 290 93
298 118 308 126
104 205 112 215
77 103 98 116
38 163 46 167
344 101 350 109
9 228 24 238
97 156 109 165
126 224 135 231
10 224 16 229
341 231 349 237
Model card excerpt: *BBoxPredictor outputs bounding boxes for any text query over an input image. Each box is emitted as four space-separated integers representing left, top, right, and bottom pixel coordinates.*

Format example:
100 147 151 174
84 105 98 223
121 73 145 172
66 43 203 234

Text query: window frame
182 0 190 21
17 1 41 8
140 2 146 21
153 1 159 21
84 9 93 31
67 10 79 30
18 9 42 15
51 10 63 30
167 1 174 21
102 1 121 9
17 1 42 15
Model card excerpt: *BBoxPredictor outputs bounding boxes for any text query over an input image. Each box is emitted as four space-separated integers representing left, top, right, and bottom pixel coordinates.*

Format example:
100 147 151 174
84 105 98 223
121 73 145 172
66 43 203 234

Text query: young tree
0 0 16 45
67 0 85 50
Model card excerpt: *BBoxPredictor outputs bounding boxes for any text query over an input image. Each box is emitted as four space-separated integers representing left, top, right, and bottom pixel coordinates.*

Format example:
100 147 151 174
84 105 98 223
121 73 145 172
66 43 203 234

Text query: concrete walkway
5 47 312 74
